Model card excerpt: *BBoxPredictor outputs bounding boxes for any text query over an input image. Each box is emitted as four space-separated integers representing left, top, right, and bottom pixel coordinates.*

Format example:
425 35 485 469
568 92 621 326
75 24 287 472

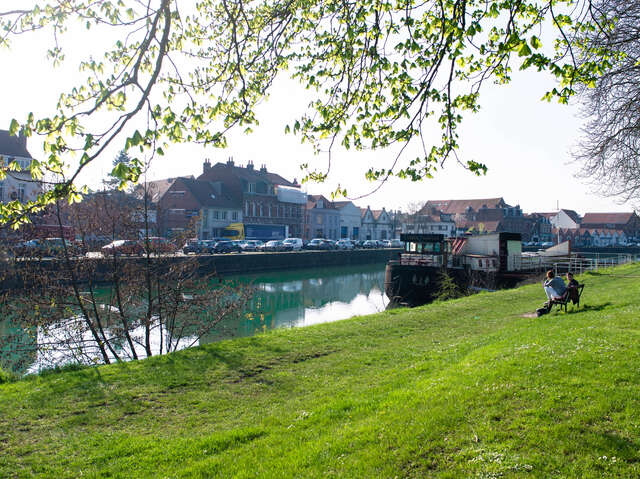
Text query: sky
0 7 635 217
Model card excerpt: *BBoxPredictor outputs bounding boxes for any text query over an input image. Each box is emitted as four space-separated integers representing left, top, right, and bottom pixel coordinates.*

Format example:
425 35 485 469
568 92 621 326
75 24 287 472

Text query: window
222 211 228 220
232 211 238 221
245 201 250 215
169 208 185 214
213 210 220 220
0 181 3 202
18 183 26 202
248 183 256 193
258 205 263 217
170 190 186 196
316 215 322 225
203 212 209 228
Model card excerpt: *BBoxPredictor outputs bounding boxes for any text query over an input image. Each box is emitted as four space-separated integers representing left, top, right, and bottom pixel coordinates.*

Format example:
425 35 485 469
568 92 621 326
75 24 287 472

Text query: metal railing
517 252 639 275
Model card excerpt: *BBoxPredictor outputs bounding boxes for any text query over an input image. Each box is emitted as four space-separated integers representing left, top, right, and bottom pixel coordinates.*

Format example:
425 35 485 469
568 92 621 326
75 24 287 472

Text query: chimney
247 160 254 170
203 158 211 174
259 164 267 173
226 156 235 167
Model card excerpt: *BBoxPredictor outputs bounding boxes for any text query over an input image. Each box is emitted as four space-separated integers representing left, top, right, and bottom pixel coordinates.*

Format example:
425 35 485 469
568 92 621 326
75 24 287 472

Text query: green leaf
518 43 532 57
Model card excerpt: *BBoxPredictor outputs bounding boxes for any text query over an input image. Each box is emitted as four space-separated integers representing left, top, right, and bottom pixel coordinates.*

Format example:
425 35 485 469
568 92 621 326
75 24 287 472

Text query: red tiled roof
138 177 185 203
306 194 335 209
421 198 507 215
581 212 635 225
201 162 297 187
173 177 240 208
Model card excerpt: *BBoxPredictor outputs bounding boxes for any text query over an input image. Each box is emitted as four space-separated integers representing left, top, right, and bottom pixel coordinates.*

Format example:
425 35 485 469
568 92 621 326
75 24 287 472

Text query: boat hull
384 261 530 306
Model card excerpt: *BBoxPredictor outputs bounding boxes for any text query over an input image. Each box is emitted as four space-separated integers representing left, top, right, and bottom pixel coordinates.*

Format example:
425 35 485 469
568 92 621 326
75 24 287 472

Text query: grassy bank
1 264 640 478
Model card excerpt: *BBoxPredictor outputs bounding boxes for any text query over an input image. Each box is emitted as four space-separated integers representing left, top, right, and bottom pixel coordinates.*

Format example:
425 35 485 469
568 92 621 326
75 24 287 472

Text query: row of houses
1 130 638 246
151 159 395 241
402 198 640 246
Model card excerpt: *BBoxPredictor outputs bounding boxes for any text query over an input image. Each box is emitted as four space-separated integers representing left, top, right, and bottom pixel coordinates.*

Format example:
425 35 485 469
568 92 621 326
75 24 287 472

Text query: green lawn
1 264 640 478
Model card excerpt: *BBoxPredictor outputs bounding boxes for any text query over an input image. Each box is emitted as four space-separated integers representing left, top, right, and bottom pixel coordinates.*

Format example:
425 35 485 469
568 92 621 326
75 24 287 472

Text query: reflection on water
203 263 388 343
1 263 388 373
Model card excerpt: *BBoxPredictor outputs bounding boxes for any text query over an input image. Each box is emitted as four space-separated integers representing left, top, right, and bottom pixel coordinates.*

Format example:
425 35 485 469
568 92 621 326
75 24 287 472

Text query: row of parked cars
11 236 181 258
10 235 404 258
181 237 403 254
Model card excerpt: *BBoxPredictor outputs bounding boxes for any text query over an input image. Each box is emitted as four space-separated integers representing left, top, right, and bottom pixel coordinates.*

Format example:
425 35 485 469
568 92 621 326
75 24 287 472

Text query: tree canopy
0 0 617 225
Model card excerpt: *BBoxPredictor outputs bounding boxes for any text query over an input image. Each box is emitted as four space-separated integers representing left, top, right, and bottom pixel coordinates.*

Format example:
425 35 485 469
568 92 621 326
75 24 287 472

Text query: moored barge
384 232 528 306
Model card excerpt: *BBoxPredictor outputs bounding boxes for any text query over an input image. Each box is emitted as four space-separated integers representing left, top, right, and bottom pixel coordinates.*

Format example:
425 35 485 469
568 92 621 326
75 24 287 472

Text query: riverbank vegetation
2 263 640 477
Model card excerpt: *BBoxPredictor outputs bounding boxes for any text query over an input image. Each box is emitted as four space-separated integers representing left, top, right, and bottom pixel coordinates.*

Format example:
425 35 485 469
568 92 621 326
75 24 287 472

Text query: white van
283 237 303 250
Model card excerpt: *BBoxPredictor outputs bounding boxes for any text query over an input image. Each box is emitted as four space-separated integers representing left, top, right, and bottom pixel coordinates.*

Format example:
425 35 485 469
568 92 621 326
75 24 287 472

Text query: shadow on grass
561 302 613 314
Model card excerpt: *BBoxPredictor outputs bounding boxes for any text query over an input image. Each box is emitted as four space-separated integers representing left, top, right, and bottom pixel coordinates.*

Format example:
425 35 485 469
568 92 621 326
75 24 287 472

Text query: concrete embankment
1 249 401 290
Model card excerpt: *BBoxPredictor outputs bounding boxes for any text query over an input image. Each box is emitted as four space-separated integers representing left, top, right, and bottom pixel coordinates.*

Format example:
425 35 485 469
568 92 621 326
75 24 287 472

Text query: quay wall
1 249 401 290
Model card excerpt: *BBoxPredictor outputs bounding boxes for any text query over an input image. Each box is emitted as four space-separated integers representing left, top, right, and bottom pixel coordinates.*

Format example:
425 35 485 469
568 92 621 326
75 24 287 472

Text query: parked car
39 237 78 256
102 239 143 256
213 240 241 254
381 240 392 248
231 240 245 250
283 237 303 250
305 238 332 250
240 240 264 252
141 236 176 254
12 239 42 257
322 239 338 250
182 239 215 254
389 239 403 248
362 240 379 249
336 239 355 250
540 241 554 248
262 240 292 252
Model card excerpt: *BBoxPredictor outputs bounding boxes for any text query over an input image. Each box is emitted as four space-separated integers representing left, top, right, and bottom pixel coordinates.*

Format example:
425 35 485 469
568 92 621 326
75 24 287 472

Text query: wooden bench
550 284 585 313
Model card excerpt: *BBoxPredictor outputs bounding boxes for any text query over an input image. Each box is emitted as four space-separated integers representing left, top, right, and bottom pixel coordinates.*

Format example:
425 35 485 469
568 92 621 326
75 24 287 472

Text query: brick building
198 158 306 238
580 212 640 240
157 176 241 238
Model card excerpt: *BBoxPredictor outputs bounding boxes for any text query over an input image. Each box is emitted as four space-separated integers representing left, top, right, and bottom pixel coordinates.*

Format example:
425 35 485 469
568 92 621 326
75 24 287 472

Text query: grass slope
1 265 640 478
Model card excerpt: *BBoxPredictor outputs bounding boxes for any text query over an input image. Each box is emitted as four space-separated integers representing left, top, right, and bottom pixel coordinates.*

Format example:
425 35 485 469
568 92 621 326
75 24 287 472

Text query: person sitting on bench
543 270 566 307
565 272 580 304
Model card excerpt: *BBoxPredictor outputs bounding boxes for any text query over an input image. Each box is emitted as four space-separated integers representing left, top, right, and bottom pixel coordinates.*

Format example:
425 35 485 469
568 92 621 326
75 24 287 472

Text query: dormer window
248 183 256 193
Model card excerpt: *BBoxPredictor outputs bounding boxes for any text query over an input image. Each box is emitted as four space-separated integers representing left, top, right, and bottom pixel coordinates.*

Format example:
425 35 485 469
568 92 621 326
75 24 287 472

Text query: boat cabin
399 234 448 267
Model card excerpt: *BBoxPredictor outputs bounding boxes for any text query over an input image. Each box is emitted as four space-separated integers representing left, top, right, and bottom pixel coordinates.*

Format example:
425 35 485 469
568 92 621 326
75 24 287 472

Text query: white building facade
334 201 362 239
361 206 394 240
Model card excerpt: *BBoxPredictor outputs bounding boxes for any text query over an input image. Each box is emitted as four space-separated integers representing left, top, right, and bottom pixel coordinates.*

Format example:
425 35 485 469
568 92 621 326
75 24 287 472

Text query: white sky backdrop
0 9 633 216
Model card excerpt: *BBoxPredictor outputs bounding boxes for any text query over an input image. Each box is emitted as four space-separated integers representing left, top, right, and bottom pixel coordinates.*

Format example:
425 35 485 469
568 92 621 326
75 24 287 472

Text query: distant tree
104 150 135 191
0 0 623 225
0 195 253 372
574 0 640 205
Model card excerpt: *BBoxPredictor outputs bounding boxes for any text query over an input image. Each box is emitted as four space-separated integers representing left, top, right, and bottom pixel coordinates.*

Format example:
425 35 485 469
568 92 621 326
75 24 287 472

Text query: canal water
1 263 389 374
